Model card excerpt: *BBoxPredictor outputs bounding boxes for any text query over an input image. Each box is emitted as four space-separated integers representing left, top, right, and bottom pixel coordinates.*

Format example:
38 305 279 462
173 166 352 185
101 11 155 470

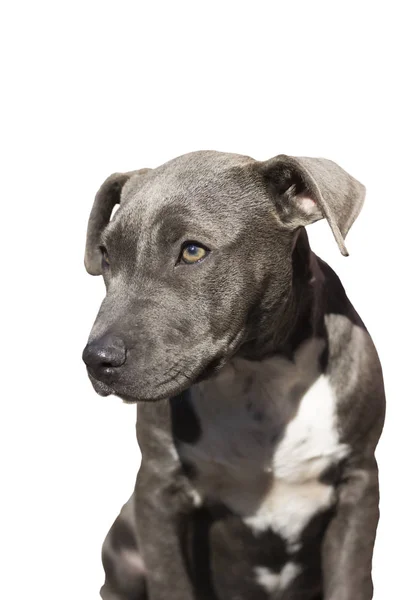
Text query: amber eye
100 246 110 268
180 243 208 264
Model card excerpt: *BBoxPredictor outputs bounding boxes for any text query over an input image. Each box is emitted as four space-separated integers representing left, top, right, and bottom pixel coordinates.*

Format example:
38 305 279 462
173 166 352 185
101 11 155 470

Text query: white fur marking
255 562 300 593
272 374 349 483
245 375 348 542
245 478 334 543
189 488 203 507
168 443 179 461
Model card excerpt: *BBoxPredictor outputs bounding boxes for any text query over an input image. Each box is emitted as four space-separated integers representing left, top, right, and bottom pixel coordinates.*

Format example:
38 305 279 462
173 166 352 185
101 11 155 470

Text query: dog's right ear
84 169 151 275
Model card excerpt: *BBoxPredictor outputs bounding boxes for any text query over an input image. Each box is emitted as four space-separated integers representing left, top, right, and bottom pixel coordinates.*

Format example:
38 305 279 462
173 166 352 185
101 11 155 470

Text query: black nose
82 335 126 380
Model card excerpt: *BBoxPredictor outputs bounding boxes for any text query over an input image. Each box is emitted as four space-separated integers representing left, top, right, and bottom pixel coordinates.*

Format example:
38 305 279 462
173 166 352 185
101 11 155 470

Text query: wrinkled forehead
106 151 261 245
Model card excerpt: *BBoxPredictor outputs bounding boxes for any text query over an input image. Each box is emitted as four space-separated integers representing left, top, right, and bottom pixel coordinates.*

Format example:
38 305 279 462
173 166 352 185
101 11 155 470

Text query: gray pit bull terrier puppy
82 151 385 600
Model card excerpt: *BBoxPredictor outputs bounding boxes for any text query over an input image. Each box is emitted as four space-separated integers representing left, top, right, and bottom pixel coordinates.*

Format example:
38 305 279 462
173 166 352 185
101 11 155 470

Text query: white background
1 1 399 598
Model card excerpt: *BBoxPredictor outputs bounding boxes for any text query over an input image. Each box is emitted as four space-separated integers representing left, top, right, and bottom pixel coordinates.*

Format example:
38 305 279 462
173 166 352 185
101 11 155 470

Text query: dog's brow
156 215 190 244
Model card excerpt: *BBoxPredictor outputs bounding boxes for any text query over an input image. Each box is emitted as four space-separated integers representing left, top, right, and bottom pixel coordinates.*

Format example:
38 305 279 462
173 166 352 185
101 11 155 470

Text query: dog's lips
86 369 184 403
88 368 197 404
87 371 114 397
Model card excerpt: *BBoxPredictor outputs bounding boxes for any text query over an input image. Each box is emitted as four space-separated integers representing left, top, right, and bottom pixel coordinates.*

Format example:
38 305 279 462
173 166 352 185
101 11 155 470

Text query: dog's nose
82 335 126 380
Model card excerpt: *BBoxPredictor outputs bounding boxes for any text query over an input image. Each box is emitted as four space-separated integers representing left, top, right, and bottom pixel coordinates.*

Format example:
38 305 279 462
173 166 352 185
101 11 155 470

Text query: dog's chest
174 340 348 538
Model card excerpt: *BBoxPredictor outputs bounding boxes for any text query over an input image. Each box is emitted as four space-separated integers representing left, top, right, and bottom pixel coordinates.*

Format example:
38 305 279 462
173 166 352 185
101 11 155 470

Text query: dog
82 151 385 600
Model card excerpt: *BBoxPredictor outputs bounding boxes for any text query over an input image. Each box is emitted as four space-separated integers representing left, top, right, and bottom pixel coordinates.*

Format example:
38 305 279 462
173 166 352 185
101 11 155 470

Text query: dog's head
82 151 365 402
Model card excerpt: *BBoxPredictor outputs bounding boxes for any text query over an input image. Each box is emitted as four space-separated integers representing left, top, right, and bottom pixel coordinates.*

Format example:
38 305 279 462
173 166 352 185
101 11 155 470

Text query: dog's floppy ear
84 169 151 275
262 155 366 256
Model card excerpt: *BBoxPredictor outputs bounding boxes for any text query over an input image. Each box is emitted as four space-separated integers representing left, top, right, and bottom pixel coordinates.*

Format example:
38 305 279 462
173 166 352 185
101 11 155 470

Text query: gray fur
83 151 385 600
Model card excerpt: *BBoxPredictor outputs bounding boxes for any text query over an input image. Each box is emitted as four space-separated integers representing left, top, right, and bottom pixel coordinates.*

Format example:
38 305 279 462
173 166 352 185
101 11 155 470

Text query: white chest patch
245 374 348 543
179 338 349 544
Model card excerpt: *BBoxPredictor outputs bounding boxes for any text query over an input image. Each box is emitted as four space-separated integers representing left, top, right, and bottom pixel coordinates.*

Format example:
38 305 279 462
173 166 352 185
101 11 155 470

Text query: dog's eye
100 246 110 268
180 243 208 264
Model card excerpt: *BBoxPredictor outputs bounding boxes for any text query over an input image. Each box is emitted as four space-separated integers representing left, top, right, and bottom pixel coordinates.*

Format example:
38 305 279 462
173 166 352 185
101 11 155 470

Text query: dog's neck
238 228 326 362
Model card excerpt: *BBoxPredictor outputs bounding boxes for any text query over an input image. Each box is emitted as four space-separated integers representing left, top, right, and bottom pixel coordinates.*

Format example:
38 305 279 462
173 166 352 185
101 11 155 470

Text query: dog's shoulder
317 256 386 449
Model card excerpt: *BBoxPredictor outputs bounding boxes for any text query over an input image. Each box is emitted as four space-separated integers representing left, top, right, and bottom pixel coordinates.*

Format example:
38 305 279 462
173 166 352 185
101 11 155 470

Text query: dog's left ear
84 168 152 275
261 155 366 255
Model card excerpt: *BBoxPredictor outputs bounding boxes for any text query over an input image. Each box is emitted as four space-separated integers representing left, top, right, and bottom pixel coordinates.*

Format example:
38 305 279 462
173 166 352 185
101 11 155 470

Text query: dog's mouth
88 359 221 404
88 375 191 404
87 372 115 397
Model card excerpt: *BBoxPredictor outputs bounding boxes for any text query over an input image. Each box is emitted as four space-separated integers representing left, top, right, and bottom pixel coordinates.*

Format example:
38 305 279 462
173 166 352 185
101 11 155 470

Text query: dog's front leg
134 463 195 600
322 457 380 600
